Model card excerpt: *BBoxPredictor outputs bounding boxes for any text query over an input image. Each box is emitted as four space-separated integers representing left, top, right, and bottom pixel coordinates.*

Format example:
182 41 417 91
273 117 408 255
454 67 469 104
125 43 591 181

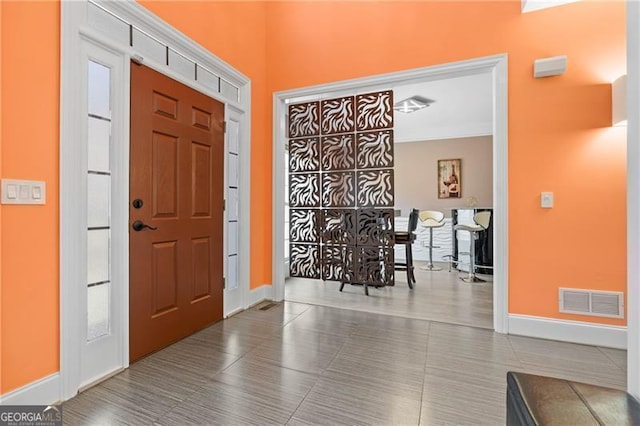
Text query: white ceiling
521 0 580 13
392 72 493 143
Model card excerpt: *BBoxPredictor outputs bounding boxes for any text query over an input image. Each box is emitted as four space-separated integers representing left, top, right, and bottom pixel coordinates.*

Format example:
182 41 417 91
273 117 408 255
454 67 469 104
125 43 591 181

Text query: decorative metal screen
288 90 395 289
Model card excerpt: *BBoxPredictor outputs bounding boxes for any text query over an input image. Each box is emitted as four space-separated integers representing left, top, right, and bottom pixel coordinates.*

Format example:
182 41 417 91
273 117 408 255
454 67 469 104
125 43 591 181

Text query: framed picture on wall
438 159 461 199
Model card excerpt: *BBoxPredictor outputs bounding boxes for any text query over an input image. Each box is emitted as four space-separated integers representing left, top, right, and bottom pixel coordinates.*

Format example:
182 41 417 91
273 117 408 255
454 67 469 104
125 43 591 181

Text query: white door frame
60 0 251 400
626 0 640 400
272 54 509 333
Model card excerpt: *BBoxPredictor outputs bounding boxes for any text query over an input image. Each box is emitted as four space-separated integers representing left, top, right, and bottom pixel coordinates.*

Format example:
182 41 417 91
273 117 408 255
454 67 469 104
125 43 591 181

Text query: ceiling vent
393 96 435 114
559 288 624 319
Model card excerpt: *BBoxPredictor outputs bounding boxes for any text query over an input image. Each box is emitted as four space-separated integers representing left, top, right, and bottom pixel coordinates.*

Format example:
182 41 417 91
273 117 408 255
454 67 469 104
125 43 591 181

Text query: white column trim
272 54 509 333
272 93 287 302
493 55 509 333
238 83 252 311
627 0 640 400
60 0 86 401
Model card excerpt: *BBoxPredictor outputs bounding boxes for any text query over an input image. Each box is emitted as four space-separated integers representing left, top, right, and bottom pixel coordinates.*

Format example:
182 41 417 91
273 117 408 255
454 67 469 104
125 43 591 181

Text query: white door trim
60 0 251 401
626 0 640 400
272 54 509 333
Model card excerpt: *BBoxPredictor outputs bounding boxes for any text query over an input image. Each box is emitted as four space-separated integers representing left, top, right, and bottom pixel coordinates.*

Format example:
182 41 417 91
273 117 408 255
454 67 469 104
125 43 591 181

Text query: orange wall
0 0 627 395
265 1 627 325
1 1 60 393
139 1 272 290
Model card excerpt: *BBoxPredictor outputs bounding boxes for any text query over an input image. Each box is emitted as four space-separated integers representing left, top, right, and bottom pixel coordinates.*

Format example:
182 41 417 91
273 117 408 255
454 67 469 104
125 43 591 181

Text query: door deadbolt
132 199 144 209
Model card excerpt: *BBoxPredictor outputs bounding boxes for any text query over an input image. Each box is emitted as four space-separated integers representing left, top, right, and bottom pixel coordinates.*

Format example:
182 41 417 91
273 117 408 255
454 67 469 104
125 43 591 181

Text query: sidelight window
86 60 112 341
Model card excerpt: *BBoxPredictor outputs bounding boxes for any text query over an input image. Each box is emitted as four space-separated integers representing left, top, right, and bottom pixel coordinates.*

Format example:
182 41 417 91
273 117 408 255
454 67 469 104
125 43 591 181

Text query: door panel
192 142 212 217
192 237 212 301
130 63 224 361
152 131 179 218
153 91 178 119
192 107 212 130
151 241 179 316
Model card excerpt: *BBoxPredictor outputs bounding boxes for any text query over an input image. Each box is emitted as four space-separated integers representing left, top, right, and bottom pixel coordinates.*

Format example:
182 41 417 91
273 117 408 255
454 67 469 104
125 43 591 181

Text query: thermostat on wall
541 191 554 208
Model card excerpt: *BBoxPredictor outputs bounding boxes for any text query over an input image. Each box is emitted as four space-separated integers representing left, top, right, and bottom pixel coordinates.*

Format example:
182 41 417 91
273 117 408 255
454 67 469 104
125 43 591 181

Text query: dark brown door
129 63 224 361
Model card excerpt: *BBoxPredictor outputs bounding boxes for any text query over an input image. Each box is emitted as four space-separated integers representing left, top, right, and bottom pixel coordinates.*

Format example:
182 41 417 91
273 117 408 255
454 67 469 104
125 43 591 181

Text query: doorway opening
273 55 508 333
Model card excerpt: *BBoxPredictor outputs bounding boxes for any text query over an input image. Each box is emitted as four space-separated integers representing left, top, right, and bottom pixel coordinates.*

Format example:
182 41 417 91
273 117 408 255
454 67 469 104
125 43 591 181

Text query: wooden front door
129 63 224 361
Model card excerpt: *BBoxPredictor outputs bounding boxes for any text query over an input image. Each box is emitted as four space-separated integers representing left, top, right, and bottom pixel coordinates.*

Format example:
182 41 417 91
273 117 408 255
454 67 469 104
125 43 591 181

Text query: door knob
132 220 157 232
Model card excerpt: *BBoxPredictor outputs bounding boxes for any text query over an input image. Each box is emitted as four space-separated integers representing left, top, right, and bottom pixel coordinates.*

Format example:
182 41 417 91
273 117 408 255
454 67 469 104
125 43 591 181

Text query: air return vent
258 302 278 311
559 288 624 319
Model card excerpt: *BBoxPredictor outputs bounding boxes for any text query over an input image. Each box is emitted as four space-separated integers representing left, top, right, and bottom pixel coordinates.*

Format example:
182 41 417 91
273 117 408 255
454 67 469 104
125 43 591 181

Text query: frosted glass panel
88 117 110 173
228 188 238 221
87 283 110 341
132 27 166 65
220 79 239 102
228 154 238 187
87 229 110 284
228 119 240 154
228 222 238 255
88 174 110 228
228 256 238 291
197 66 220 94
88 61 111 118
169 49 195 80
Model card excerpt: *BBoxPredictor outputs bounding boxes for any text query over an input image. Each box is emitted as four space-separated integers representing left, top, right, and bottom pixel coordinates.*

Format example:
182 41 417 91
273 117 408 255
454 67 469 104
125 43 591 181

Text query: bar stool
453 211 491 283
419 210 445 271
394 208 419 288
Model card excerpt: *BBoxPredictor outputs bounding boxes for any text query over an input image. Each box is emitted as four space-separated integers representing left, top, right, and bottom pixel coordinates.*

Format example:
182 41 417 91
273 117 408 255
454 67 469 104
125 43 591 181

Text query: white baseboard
1 373 60 406
245 284 272 308
509 314 627 349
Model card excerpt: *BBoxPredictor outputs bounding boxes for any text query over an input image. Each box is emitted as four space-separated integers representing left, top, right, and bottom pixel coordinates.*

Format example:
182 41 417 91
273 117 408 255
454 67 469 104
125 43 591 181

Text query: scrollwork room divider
288 91 395 290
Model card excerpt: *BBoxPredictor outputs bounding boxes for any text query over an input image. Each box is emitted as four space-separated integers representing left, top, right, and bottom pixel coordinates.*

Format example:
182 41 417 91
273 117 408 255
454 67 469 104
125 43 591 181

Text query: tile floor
286 260 493 329
63 301 627 425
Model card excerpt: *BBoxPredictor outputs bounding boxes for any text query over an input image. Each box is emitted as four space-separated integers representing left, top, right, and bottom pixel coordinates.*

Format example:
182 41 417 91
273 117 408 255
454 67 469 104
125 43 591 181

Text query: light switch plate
1 179 46 205
541 191 554 208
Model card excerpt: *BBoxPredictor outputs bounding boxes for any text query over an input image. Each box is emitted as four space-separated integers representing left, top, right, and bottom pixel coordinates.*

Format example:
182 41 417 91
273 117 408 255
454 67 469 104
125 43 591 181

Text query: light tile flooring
286 260 494 329
63 301 627 425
